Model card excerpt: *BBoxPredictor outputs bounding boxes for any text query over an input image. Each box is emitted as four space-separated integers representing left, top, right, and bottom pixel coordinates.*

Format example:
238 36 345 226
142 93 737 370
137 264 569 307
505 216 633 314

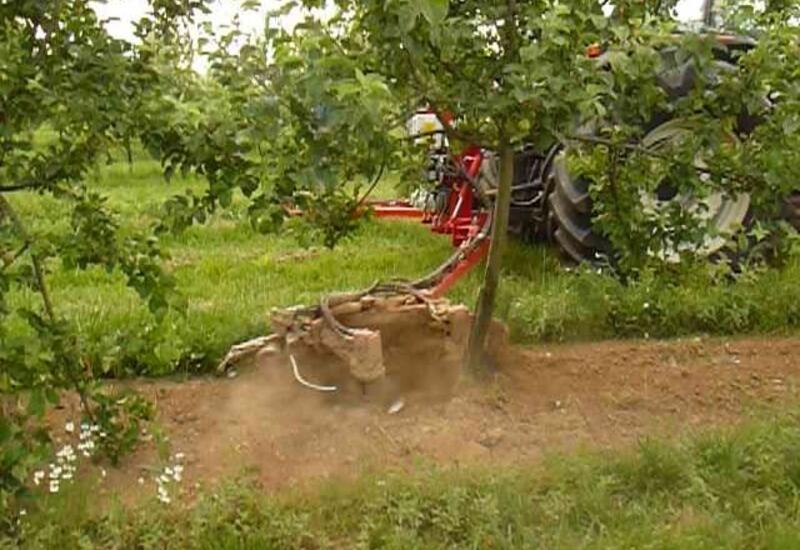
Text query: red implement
367 144 490 295
429 237 489 298
370 200 425 219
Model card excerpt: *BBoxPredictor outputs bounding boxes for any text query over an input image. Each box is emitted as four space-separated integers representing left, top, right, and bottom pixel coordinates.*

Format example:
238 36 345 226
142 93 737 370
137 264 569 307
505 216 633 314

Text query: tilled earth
52 335 800 503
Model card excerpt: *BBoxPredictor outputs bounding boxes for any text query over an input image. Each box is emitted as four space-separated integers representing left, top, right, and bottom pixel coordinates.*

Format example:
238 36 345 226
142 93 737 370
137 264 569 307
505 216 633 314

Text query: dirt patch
53 334 800 503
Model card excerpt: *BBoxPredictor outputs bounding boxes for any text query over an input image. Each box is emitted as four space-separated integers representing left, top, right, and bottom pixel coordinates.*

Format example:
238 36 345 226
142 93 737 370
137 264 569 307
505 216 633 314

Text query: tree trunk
464 138 514 376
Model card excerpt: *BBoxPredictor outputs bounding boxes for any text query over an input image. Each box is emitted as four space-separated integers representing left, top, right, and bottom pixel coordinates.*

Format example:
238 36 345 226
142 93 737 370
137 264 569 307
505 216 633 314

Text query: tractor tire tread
553 156 592 214
547 178 609 265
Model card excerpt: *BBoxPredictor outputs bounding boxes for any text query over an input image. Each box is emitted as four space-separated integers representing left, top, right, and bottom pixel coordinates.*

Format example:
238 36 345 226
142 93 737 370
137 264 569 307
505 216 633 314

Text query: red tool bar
429 238 490 299
369 201 425 219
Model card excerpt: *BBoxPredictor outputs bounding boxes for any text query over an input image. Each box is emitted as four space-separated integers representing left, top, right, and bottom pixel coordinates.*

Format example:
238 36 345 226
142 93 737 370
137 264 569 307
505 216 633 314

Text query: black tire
545 56 755 264
546 153 609 264
548 119 753 264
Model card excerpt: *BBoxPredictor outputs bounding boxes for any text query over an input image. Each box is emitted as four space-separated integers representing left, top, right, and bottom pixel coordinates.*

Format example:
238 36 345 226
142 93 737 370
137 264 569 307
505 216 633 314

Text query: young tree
295 0 614 373
0 0 195 520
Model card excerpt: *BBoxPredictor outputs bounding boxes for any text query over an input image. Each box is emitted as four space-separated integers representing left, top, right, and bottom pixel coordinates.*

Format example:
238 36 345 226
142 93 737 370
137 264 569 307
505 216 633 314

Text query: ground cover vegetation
7 411 800 548
1 0 799 541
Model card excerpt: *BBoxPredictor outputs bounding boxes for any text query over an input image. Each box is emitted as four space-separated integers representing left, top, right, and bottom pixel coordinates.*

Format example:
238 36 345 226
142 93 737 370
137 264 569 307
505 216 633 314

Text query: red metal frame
286 144 490 296
368 144 490 296
429 238 490 298
370 200 424 219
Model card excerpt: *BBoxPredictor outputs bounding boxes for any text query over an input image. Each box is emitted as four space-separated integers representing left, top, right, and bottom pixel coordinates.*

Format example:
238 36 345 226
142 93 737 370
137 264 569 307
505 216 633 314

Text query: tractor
400 0 800 267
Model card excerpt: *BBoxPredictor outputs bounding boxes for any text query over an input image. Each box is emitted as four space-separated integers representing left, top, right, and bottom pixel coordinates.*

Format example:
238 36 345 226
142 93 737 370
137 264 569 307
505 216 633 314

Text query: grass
5 152 800 376
9 410 800 548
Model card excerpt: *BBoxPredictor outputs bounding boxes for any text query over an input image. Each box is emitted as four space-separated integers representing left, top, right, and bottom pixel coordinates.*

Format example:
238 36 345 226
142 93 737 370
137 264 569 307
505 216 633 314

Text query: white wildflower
56 445 74 459
138 477 145 485
101 469 107 478
64 422 75 434
157 484 171 504
33 470 45 486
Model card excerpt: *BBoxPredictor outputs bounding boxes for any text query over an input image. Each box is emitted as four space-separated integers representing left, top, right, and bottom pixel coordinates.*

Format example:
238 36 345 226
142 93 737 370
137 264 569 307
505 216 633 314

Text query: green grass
9 411 800 548
6 154 800 376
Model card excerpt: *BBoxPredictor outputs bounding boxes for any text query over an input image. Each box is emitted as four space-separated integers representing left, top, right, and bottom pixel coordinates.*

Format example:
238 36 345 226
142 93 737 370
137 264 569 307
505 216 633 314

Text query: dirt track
59 335 800 502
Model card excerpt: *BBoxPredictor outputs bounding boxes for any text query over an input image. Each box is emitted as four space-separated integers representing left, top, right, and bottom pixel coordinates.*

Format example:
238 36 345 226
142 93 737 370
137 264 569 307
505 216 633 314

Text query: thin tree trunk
0 195 95 420
126 137 134 173
464 138 514 376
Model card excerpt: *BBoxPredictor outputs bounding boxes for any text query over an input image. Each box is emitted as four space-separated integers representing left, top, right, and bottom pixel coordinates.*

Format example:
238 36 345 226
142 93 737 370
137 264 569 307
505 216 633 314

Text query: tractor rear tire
548 119 753 265
546 154 609 264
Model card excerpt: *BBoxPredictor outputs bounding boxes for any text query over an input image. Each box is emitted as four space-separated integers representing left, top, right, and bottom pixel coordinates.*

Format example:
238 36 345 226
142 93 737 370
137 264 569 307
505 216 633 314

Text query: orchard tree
0 0 196 523
0 0 434 520
321 0 639 372
127 0 416 249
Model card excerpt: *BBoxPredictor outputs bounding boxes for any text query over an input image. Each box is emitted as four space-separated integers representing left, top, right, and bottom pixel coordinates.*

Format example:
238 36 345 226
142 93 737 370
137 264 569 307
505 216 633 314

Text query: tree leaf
419 0 449 26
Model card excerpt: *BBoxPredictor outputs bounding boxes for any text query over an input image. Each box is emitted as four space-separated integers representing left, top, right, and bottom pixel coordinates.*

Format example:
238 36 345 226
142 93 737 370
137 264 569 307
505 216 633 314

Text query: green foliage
501 244 800 342
91 390 155 466
0 412 49 532
131 1 414 247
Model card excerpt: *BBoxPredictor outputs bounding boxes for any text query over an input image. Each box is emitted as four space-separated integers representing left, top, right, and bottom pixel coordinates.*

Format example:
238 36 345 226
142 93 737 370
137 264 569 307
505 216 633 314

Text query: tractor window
710 0 766 32
599 1 709 25
600 0 768 32
674 0 709 28
672 0 767 33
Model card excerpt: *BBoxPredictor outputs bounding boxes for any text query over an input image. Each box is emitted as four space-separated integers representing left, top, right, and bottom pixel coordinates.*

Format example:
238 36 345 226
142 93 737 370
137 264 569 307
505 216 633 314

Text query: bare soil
54 333 800 503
